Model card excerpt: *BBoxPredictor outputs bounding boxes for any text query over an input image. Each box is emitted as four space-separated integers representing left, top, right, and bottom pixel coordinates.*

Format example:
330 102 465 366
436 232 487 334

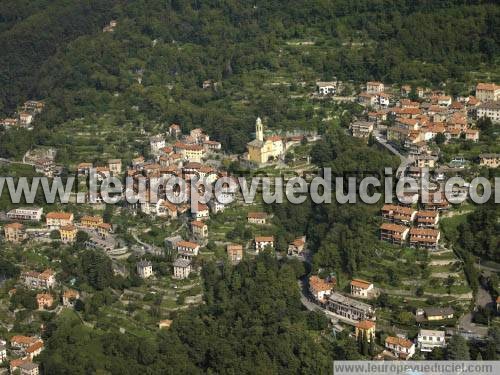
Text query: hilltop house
380 223 409 245
62 289 80 307
191 220 208 238
309 275 335 303
97 222 112 238
288 236 306 256
192 204 210 220
7 207 43 221
36 293 53 310
385 336 415 360
247 212 268 224
479 153 500 168
475 82 500 102
355 320 376 343
417 307 455 321
416 211 439 228
316 81 337 95
150 135 166 155
59 225 77 243
381 205 416 225
254 236 274 253
176 241 200 259
366 81 384 94
136 260 153 279
169 123 181 138
417 329 446 352
80 215 104 229
18 361 39 375
4 222 26 243
173 258 192 279
108 159 122 174
227 244 243 265
22 269 56 289
409 228 440 249
477 101 500 123
350 279 375 299
350 121 374 139
46 212 73 229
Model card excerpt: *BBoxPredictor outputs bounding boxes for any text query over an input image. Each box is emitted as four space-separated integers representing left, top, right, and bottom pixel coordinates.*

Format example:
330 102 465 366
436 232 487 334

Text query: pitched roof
351 279 372 289
385 336 413 348
26 340 44 354
309 275 335 293
19 361 39 371
409 228 439 237
5 222 24 229
227 243 243 252
416 210 438 218
476 82 499 91
380 223 409 233
11 336 39 346
81 215 103 223
356 320 376 330
63 289 79 299
423 306 454 317
177 240 199 249
173 258 191 267
191 220 206 228
60 224 77 231
46 212 72 220
247 212 267 219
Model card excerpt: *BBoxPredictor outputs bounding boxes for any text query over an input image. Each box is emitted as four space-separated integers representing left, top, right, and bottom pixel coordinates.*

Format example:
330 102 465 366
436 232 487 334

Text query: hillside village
0 77 499 370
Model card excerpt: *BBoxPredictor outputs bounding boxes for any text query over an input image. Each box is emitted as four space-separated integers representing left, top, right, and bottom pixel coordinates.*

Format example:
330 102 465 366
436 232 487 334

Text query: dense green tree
446 334 470 360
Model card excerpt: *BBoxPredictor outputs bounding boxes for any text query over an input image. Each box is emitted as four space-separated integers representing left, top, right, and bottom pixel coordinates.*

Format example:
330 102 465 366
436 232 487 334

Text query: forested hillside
0 0 499 162
39 254 354 374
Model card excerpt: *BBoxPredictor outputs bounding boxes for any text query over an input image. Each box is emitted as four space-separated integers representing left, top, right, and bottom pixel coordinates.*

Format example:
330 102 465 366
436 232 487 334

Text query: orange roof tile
46 212 72 220
309 275 335 293
386 336 413 348
356 320 376 330
351 279 372 289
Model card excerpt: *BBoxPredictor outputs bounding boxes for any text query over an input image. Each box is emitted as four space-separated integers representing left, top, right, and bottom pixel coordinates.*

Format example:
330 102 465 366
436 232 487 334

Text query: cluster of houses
23 148 61 177
2 209 114 247
352 82 500 159
379 204 441 249
0 100 44 131
308 275 377 321
3 335 43 375
1 271 80 373
307 273 455 360
139 219 210 281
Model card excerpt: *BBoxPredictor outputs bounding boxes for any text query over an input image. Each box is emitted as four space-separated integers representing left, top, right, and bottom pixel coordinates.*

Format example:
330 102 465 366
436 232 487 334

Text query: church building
246 117 283 164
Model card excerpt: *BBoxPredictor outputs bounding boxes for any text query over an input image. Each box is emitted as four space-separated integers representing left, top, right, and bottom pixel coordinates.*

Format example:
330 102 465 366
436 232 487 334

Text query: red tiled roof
356 320 376 330
380 223 408 233
309 275 335 293
386 336 413 348
177 241 199 249
351 279 372 289
5 222 24 229
46 212 72 220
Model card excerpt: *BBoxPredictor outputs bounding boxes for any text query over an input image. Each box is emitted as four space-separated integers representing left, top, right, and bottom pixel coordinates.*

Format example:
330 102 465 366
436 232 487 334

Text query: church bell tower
256 117 263 142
